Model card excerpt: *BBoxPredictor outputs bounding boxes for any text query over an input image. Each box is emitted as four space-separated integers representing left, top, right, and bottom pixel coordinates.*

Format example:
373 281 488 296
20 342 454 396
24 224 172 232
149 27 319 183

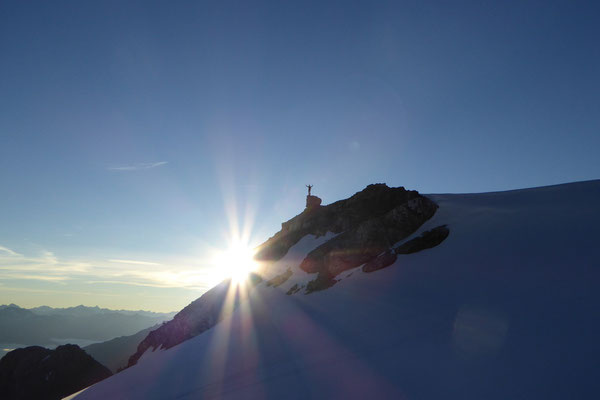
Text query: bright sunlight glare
212 242 257 285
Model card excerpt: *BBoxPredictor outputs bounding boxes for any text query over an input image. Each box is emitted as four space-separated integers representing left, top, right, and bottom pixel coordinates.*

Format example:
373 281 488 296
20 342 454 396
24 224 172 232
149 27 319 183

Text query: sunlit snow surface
68 180 600 400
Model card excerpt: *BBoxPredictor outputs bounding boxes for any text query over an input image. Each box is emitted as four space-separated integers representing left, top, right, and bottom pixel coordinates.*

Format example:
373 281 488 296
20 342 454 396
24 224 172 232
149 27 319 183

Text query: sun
212 241 257 284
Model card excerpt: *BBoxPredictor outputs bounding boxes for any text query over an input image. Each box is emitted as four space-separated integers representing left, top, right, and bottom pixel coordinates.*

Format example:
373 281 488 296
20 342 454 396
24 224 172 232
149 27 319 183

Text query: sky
1 0 599 312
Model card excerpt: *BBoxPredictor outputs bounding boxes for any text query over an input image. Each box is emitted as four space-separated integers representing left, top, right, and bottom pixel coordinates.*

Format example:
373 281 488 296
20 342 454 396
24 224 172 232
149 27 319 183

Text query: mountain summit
127 184 442 367
71 180 600 400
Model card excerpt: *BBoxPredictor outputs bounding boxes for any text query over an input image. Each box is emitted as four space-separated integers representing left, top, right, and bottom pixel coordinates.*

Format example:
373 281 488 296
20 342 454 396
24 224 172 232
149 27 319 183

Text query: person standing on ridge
306 184 313 196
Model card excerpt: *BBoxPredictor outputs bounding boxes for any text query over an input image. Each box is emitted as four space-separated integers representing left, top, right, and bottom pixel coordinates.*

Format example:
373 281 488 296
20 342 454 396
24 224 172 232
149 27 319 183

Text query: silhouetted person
306 184 313 196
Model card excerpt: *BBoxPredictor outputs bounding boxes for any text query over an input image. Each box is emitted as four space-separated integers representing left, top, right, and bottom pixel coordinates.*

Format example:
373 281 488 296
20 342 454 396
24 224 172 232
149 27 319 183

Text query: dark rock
361 226 450 273
305 274 337 294
265 267 293 287
395 225 450 254
305 195 322 210
362 250 398 273
298 192 438 290
286 284 301 295
255 184 436 265
0 344 112 400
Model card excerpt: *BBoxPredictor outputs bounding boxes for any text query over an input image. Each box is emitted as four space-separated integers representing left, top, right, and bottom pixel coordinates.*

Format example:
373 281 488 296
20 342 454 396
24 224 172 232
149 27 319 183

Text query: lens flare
212 241 257 284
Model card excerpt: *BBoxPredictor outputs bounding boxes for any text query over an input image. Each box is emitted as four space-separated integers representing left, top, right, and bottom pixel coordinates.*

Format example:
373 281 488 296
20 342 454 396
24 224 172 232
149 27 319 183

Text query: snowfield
69 180 600 399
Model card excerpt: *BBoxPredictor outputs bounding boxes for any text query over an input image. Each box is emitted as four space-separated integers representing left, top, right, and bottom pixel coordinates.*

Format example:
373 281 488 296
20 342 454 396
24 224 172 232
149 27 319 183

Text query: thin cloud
108 259 161 266
0 248 215 291
107 161 168 171
85 279 210 291
0 245 21 257
0 286 116 297
1 273 69 283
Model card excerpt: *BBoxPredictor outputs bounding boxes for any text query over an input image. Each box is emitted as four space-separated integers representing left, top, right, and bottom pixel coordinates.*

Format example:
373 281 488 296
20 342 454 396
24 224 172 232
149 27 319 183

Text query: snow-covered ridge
126 184 438 368
71 180 600 399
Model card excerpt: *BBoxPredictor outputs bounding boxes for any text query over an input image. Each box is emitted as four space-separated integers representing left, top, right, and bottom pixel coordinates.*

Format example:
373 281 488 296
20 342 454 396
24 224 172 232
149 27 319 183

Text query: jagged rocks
256 184 436 263
0 344 112 400
395 225 450 254
300 190 438 291
360 225 449 274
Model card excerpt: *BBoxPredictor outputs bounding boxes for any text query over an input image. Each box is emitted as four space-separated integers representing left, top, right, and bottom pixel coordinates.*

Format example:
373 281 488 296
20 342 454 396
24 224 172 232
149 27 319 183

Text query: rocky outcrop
306 195 322 210
360 225 449 274
0 344 112 400
128 184 444 365
256 184 437 264
298 186 438 291
394 225 449 254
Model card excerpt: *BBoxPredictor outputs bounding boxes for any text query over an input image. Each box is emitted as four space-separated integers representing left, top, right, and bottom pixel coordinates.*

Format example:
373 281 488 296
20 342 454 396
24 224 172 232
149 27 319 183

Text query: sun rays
211 241 258 285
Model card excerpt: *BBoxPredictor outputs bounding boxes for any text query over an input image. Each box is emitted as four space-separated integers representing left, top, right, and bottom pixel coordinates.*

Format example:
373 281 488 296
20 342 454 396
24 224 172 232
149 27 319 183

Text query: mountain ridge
70 180 600 399
0 305 175 349
126 184 440 367
0 304 176 317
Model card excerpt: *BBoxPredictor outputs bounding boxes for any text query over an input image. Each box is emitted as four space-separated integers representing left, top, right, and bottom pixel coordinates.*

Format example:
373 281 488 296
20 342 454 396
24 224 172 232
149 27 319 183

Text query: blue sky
1 0 599 311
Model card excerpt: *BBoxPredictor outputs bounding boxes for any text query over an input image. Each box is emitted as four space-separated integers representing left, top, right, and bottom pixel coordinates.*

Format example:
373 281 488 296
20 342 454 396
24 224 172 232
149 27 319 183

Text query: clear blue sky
1 0 598 311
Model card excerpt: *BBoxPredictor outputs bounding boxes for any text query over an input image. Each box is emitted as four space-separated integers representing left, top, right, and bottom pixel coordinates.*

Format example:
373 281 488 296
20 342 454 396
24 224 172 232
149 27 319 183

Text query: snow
260 231 338 293
68 180 600 400
261 231 337 279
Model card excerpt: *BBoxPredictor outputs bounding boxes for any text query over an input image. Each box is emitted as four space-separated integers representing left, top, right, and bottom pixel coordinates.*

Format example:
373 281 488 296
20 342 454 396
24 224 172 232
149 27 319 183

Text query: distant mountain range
26 305 173 318
0 304 175 355
0 306 170 399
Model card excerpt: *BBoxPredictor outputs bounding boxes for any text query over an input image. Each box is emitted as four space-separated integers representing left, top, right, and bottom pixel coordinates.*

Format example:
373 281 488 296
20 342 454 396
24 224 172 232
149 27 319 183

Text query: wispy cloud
107 161 168 171
0 249 88 284
108 259 161 266
0 245 21 257
0 286 118 297
0 248 216 291
1 273 69 283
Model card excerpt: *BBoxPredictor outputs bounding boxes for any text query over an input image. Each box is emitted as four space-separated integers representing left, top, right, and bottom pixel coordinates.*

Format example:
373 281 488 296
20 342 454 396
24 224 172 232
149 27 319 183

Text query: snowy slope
69 180 600 400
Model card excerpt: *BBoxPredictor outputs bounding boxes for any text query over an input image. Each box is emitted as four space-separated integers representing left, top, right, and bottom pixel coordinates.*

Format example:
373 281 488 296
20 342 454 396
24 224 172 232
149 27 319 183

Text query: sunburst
212 240 257 285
